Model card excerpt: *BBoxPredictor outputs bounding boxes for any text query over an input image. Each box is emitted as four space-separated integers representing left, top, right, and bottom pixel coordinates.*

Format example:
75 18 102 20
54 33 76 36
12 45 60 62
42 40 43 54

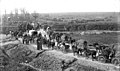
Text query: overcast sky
0 0 120 14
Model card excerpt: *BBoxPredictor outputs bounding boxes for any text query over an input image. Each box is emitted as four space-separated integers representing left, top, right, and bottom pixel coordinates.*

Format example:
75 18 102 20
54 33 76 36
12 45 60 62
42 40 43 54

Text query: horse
27 28 50 44
73 39 86 56
84 43 106 61
37 28 50 40
72 42 78 56
97 44 116 63
84 47 98 60
22 32 31 44
28 30 37 37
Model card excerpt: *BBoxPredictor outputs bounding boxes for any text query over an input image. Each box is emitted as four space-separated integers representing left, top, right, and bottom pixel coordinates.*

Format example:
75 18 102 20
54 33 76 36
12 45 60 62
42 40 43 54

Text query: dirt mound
0 43 39 71
6 44 37 63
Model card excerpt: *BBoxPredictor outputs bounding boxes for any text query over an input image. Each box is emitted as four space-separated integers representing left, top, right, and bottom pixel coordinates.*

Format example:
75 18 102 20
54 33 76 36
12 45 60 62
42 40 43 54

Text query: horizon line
2 11 119 15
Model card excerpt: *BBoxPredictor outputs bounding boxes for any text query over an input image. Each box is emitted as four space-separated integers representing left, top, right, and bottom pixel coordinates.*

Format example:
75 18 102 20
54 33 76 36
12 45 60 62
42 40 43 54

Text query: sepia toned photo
0 0 120 71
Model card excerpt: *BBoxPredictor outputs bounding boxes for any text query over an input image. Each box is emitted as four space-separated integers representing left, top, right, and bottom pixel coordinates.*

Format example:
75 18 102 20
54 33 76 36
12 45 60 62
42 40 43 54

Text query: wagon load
96 44 120 65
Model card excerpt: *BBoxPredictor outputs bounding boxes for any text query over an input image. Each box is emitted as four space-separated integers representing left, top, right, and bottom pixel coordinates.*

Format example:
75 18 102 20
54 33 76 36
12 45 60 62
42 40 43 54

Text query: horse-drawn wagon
93 44 120 66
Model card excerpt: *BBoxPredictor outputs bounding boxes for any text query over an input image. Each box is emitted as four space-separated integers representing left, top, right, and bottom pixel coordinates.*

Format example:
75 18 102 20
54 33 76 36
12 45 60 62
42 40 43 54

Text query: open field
54 30 120 45
70 32 120 45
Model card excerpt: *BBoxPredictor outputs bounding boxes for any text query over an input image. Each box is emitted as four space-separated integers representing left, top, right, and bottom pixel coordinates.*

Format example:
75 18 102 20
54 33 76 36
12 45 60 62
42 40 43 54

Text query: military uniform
23 34 29 44
83 41 88 50
72 43 78 56
37 35 43 50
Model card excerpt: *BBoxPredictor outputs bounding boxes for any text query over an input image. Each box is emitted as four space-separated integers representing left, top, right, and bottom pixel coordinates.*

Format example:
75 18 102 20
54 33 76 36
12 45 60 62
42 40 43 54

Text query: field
70 32 120 45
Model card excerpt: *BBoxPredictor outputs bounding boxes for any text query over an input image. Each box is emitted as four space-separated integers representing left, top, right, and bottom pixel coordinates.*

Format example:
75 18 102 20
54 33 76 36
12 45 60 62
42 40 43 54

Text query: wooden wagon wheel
111 58 119 65
97 56 106 63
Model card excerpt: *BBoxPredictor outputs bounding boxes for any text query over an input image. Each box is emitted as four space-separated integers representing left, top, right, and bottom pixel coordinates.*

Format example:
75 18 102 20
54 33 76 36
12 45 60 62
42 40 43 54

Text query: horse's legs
79 49 82 56
23 39 24 44
91 51 96 61
26 39 29 45
30 37 34 44
29 39 32 44
30 38 32 44
33 38 35 43
25 40 28 44
73 51 75 56
85 51 89 59
28 39 30 44
77 49 81 57
24 40 26 44
91 54 94 61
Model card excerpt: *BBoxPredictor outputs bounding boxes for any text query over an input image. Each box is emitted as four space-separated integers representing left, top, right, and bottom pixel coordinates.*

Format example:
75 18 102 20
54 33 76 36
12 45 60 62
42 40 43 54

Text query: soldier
23 32 28 44
83 41 88 50
62 42 70 53
93 42 99 50
61 34 65 41
26 34 31 44
77 43 83 56
72 42 78 56
36 34 43 50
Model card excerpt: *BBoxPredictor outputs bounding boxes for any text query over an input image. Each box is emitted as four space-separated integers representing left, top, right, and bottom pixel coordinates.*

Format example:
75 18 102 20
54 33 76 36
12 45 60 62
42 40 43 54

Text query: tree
32 11 39 22
15 9 18 15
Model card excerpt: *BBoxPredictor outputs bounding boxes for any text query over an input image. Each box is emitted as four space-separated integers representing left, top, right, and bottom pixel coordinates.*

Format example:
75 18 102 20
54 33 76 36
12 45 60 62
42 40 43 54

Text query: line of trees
52 22 120 31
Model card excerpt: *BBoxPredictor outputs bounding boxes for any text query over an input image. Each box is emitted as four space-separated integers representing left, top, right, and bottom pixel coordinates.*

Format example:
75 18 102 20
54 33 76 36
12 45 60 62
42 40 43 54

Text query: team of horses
10 26 119 65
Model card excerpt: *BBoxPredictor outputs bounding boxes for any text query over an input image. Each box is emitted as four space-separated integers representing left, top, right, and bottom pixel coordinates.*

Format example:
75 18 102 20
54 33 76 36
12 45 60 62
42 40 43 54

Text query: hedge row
52 22 120 31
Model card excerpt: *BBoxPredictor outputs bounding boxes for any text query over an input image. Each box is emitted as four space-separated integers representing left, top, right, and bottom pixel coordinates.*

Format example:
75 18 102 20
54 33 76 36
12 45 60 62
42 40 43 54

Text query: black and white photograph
0 0 120 71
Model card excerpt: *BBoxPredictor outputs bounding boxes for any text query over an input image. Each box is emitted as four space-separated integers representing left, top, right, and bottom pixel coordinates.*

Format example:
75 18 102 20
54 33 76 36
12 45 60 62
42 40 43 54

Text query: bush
1 26 18 34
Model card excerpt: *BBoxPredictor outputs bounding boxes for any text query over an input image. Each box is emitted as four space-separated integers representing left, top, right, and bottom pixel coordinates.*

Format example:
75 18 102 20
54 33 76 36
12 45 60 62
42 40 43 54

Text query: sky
0 0 120 14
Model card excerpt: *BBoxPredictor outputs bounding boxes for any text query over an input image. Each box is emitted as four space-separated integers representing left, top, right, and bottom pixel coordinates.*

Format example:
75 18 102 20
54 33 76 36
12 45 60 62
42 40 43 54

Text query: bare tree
32 11 39 21
20 8 26 15
15 8 18 15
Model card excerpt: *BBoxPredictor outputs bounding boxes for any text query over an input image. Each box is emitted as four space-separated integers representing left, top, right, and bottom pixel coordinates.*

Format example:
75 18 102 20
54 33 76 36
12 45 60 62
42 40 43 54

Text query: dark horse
84 43 100 60
30 30 38 43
